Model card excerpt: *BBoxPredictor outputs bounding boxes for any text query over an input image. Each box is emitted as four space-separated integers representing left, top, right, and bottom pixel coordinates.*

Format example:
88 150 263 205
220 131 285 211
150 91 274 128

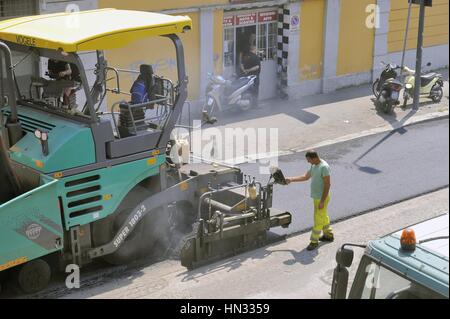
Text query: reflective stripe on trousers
310 196 333 243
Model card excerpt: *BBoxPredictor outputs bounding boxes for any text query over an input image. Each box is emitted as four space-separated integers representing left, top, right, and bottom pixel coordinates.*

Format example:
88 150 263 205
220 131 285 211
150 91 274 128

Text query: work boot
306 242 318 251
319 235 334 242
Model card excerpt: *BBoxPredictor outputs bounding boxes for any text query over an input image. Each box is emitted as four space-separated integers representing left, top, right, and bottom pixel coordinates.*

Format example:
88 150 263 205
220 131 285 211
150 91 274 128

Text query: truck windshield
351 257 445 299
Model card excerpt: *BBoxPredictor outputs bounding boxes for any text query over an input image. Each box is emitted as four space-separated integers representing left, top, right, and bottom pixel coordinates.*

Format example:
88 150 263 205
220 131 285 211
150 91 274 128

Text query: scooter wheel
430 85 443 103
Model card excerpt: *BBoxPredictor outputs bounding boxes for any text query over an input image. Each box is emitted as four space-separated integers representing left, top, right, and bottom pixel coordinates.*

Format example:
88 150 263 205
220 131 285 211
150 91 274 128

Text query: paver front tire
16 259 51 294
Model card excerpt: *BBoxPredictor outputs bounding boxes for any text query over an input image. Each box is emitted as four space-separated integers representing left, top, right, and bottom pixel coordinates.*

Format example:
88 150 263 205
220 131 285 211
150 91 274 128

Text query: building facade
2 0 449 106
99 0 450 104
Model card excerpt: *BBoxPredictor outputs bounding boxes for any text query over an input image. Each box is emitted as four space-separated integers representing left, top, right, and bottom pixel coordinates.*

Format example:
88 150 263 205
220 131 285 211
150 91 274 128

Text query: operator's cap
140 64 153 76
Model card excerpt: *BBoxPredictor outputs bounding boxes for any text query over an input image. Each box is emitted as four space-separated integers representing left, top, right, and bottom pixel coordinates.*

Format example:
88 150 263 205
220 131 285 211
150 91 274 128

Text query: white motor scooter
203 73 257 117
402 65 444 107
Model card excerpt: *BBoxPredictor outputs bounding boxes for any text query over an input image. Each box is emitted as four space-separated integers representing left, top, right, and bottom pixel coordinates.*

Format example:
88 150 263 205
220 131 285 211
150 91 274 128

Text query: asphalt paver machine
0 9 291 293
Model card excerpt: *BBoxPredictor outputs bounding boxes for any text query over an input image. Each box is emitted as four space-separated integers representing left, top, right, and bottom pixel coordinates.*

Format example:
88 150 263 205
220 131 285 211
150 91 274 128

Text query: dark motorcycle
376 78 403 114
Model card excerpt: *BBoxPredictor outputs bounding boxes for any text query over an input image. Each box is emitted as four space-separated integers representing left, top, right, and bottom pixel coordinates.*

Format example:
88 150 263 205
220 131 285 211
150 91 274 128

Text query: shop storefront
223 8 279 100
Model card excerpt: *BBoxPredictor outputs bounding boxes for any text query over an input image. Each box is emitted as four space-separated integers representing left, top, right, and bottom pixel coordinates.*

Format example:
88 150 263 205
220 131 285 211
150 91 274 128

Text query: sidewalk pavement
187 68 449 164
63 188 449 299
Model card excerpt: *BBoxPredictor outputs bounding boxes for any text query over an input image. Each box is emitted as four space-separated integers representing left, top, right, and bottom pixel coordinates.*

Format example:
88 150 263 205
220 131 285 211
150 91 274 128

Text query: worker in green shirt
286 150 334 251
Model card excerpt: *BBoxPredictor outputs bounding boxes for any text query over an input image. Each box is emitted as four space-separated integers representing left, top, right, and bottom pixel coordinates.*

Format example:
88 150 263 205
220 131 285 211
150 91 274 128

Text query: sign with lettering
236 13 257 26
258 11 278 23
15 35 37 47
223 15 235 27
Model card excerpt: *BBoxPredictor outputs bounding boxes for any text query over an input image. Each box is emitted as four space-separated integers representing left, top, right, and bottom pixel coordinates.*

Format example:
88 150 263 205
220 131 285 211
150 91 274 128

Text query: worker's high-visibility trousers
310 196 333 244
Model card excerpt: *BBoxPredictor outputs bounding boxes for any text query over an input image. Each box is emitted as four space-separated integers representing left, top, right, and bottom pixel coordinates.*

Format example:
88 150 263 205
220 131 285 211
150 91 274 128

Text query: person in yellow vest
285 150 334 251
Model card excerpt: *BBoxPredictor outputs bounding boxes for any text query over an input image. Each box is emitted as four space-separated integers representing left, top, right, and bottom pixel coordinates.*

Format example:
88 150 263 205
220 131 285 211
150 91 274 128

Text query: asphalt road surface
239 118 449 234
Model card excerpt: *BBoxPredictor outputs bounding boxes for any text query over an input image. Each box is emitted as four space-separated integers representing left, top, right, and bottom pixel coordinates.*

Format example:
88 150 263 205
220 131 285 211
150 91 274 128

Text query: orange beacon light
400 229 417 251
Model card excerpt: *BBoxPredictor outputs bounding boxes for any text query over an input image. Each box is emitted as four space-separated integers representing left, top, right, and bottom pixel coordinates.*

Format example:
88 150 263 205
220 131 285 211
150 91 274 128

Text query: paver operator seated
46 59 80 109
130 64 156 108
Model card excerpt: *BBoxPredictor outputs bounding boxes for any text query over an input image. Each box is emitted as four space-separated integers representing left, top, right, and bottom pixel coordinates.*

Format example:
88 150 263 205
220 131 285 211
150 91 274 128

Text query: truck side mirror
330 246 354 299
336 246 354 267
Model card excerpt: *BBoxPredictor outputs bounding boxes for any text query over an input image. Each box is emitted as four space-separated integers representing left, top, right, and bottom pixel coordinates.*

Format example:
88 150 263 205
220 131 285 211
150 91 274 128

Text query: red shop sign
223 15 235 27
236 13 257 26
258 11 277 23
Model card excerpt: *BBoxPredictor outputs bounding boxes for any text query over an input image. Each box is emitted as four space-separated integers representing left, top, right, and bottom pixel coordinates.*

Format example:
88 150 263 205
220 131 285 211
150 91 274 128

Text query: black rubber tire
91 185 159 265
430 85 443 103
96 208 167 265
101 208 164 265
103 201 196 264
372 79 380 98
403 95 408 109
92 183 195 265
375 94 384 112
16 259 51 294
383 100 394 114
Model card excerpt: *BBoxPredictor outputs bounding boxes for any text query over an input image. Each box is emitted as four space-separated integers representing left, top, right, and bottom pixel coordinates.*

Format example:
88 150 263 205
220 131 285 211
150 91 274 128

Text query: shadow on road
279 241 334 266
352 98 439 174
282 248 318 266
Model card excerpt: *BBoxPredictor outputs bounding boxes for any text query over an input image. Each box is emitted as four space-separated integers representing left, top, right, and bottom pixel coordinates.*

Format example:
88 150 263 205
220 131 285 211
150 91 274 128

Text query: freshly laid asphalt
239 118 449 234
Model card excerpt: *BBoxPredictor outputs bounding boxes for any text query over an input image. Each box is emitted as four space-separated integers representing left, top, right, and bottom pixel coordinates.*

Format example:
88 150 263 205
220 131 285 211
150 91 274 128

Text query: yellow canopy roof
0 8 192 52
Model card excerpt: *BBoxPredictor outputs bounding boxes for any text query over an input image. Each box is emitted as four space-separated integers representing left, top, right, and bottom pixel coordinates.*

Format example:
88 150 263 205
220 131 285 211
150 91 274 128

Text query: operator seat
117 103 147 138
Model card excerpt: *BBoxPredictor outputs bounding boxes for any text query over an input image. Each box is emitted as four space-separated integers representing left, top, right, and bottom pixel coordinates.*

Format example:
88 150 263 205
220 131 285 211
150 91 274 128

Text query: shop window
257 22 277 61
258 24 267 59
267 22 278 60
223 9 278 71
